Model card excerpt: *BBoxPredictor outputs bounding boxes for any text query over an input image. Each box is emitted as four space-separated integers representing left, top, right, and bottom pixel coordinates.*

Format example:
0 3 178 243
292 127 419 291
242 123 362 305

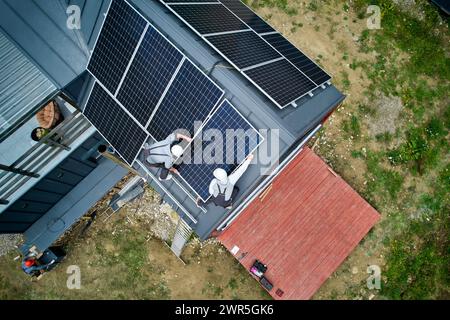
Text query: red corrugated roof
218 147 380 300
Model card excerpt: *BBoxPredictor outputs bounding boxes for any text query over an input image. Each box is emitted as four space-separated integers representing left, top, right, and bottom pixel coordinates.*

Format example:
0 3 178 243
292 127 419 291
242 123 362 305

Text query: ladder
170 218 192 257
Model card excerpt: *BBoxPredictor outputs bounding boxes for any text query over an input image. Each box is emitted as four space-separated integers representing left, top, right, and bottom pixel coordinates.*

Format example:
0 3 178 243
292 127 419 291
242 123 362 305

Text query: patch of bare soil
368 95 403 136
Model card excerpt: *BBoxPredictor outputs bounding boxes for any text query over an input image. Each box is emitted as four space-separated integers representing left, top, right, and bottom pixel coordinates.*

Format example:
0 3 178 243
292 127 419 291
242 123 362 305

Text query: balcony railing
0 110 91 205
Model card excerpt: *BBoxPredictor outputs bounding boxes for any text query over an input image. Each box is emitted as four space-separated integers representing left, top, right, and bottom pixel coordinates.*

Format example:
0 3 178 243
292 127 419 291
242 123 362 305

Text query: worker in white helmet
143 132 192 181
197 153 254 209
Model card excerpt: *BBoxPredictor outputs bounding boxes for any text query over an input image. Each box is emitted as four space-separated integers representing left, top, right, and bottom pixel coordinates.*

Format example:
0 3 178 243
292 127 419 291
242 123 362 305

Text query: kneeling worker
198 154 254 209
143 132 192 181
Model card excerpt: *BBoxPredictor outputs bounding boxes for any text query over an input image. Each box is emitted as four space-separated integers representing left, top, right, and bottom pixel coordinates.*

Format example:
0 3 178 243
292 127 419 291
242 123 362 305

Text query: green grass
342 114 361 139
365 151 404 202
381 164 449 299
251 0 298 15
347 0 450 299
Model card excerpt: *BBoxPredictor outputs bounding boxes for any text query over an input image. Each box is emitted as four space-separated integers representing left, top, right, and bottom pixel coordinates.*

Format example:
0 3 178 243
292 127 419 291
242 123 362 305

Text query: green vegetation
342 114 361 139
382 165 449 299
248 0 298 15
347 0 450 299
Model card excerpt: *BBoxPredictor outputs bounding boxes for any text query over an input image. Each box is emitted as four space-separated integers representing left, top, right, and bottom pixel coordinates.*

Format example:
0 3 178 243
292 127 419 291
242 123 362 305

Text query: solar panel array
85 0 224 167
85 0 266 201
178 100 263 201
161 0 331 108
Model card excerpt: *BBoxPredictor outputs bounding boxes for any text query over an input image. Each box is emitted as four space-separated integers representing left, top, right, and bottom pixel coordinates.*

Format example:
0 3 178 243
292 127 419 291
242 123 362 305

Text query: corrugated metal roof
218 147 380 300
0 30 56 135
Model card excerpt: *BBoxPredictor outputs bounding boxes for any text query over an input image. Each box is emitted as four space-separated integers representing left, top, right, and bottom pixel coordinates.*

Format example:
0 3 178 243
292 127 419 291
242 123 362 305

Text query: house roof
1 0 345 239
218 147 380 300
127 0 345 239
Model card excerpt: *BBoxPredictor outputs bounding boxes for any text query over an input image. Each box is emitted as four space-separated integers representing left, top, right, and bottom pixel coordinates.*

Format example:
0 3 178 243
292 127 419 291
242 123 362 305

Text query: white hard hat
213 168 228 182
171 145 183 158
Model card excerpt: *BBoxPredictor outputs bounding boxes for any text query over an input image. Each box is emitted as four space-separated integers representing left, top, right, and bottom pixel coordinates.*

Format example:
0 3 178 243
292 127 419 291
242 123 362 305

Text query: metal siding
0 0 109 88
0 133 104 233
0 30 56 135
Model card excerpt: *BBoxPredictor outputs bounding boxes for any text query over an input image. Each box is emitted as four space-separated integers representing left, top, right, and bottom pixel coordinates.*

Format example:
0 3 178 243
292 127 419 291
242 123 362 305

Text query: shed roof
218 147 380 300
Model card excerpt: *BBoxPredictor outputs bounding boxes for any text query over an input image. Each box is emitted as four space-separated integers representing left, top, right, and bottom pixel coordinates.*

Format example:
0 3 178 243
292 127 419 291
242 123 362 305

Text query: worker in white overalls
198 153 254 209
143 132 192 180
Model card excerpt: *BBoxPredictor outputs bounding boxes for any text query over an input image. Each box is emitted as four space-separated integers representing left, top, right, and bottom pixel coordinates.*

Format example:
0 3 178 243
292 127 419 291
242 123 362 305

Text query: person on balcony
198 153 254 209
143 132 192 181
30 100 64 142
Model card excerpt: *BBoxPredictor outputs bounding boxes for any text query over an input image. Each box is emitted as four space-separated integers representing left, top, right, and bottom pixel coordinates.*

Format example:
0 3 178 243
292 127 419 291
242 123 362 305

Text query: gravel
124 187 179 241
0 234 23 257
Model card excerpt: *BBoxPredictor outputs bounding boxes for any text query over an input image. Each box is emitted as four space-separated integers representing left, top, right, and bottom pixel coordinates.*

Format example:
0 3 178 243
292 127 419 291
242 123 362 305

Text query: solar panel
169 3 248 35
117 26 184 126
84 83 148 166
87 0 147 94
148 60 224 141
220 0 275 34
178 100 263 201
244 59 317 107
205 31 281 69
263 33 331 85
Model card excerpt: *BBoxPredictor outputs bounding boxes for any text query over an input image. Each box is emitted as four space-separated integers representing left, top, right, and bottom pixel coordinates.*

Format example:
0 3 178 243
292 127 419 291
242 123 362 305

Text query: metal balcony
0 110 92 205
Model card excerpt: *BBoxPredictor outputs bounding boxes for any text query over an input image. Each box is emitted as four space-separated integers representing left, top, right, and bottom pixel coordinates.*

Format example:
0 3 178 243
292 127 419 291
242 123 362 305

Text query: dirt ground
0 185 270 300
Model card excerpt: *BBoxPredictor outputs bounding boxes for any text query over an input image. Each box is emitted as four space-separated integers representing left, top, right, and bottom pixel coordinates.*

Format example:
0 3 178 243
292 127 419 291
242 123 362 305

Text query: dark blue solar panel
205 31 281 69
220 0 275 34
244 59 317 107
178 100 262 201
169 3 248 35
84 83 148 166
87 0 147 94
117 26 184 126
147 60 224 141
263 33 331 85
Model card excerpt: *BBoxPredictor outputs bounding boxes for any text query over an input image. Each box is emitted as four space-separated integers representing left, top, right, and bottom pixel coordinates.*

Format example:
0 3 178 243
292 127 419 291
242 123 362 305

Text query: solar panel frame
83 82 149 167
219 0 275 34
116 26 185 127
244 59 317 108
86 0 225 160
176 99 264 201
205 30 282 69
87 0 147 94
